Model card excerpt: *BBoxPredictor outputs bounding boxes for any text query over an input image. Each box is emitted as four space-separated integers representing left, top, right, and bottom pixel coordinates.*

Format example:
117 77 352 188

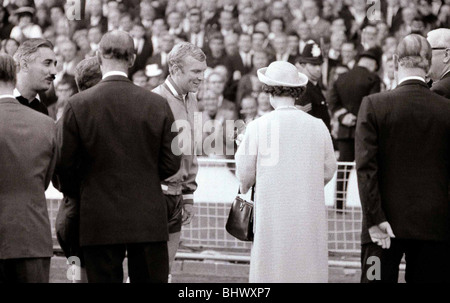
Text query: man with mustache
13 38 57 116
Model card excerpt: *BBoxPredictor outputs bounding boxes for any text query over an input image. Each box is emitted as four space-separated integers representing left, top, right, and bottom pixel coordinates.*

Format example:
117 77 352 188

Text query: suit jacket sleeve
54 102 83 199
323 123 337 186
45 123 58 190
235 121 257 194
159 101 182 181
327 81 348 121
370 76 382 95
355 96 387 228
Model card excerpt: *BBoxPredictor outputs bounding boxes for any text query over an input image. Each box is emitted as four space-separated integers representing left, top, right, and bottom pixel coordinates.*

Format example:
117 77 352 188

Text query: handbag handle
238 185 255 202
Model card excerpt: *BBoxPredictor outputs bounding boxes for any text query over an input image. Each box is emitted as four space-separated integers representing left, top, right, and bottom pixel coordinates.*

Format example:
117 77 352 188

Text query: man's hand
341 113 357 127
182 204 195 225
369 221 395 249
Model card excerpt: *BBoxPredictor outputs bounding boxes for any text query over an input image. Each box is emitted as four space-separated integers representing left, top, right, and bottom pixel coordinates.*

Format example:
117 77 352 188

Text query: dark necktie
16 95 49 116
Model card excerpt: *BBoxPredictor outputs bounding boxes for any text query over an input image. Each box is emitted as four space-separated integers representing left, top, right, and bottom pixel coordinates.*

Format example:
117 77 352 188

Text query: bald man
55 31 181 283
427 28 450 98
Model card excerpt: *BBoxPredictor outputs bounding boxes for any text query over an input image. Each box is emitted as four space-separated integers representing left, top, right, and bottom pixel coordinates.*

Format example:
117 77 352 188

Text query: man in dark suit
0 54 57 283
383 0 403 35
146 32 174 80
295 42 331 131
55 31 181 283
13 38 58 116
129 23 153 78
427 28 450 99
328 48 381 210
356 34 450 283
328 48 381 162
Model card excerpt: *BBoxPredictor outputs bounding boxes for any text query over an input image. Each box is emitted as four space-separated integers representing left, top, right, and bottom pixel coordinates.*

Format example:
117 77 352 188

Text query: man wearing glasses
427 28 450 98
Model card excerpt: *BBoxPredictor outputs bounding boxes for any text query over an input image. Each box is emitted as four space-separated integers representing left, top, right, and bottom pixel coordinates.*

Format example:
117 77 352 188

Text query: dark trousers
83 242 169 283
336 139 355 210
361 240 450 283
0 257 50 283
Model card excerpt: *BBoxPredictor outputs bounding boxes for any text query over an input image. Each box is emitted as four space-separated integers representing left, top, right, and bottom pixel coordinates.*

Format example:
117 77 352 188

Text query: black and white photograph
1 0 450 290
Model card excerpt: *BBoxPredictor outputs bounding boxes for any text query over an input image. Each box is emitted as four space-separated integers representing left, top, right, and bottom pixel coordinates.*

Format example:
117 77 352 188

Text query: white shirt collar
0 94 16 100
13 88 40 101
398 76 426 85
102 71 128 80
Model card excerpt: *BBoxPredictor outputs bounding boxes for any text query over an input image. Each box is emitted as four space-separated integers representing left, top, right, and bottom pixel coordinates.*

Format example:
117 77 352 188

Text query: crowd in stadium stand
1 0 450 160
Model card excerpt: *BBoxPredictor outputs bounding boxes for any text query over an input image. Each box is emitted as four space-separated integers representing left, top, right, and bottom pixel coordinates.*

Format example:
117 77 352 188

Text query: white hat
257 61 309 87
145 64 163 77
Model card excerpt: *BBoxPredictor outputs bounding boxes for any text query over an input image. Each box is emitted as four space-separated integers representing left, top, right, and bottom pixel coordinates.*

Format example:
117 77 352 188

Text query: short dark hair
0 54 17 85
262 84 306 100
98 30 135 62
74 57 102 91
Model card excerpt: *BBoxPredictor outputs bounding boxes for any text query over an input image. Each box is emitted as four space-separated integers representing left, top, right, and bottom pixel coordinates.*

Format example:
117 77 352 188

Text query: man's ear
96 51 102 65
128 54 136 68
444 48 450 64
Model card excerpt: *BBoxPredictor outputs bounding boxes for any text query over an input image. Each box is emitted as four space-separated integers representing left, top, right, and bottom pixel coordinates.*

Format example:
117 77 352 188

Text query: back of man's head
396 34 432 72
98 30 135 65
0 54 17 87
75 57 102 92
13 38 54 71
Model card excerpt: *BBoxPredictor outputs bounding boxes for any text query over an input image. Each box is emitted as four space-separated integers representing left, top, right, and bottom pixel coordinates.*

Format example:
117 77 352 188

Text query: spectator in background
187 9 205 49
272 34 291 63
287 32 301 65
87 0 108 33
59 39 83 77
239 94 258 123
201 90 237 157
256 91 273 117
0 39 20 56
296 22 313 54
236 50 269 109
237 5 255 35
48 75 77 121
341 41 358 69
206 32 229 68
151 18 169 54
145 64 164 91
129 22 154 78
206 71 236 113
132 70 148 87
88 26 103 57
0 6 14 40
302 0 331 43
146 32 175 79
10 7 43 43
224 32 239 57
167 11 188 41
382 57 397 91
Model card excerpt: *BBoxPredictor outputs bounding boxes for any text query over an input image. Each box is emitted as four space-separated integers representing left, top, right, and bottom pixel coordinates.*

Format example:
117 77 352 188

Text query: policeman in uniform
294 41 331 131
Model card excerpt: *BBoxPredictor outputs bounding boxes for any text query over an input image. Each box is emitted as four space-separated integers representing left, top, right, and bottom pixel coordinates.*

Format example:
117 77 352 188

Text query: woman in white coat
235 61 337 283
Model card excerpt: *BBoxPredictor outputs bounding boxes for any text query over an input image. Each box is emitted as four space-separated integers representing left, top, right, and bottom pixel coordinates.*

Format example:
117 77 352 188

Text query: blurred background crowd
1 0 449 159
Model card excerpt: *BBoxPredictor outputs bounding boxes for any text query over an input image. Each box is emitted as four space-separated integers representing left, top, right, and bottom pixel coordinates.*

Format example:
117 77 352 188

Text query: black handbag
225 187 255 242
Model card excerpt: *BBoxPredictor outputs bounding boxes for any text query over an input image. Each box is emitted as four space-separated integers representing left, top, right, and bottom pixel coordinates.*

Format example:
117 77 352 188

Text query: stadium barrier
46 157 363 264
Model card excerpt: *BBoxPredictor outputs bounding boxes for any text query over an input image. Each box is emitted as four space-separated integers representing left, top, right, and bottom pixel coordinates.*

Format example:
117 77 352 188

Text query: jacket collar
100 75 132 84
396 79 429 89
